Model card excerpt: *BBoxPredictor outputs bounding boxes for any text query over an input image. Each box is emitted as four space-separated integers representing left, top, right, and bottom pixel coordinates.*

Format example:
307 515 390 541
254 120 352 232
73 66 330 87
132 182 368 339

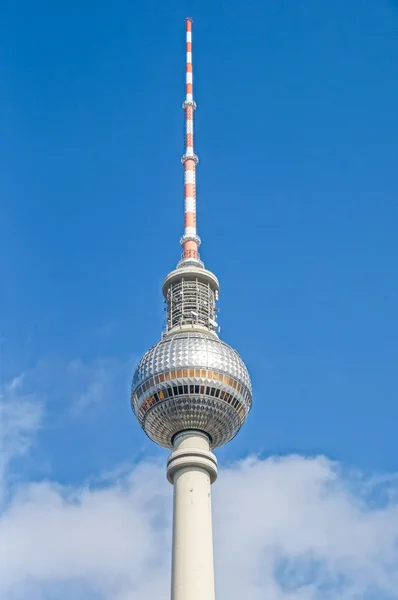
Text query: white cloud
1 365 398 600
213 456 398 600
66 357 128 414
1 455 398 600
0 463 170 600
2 355 133 418
0 374 43 500
0 355 133 499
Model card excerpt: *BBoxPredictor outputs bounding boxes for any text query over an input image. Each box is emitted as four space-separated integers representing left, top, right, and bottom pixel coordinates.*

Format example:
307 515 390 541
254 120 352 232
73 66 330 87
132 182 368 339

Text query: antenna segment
180 17 200 264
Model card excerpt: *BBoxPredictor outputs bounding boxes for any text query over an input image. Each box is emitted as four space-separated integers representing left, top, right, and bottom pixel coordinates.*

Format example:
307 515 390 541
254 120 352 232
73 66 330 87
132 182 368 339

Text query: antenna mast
180 17 201 264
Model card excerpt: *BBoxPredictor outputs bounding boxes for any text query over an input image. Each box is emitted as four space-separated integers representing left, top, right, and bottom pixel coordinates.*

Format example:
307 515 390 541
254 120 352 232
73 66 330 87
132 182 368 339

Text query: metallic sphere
131 331 252 449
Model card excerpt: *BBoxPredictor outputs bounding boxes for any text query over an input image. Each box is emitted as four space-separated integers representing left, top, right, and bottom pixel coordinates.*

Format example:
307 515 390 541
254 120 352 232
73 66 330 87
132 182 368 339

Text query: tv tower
131 18 252 600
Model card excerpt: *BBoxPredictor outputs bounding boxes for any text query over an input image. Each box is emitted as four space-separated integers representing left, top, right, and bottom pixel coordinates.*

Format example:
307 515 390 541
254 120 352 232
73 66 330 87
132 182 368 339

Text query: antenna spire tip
185 16 193 23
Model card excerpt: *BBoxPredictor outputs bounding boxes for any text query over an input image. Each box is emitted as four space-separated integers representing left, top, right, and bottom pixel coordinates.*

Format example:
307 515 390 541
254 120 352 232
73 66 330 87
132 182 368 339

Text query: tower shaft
167 431 217 600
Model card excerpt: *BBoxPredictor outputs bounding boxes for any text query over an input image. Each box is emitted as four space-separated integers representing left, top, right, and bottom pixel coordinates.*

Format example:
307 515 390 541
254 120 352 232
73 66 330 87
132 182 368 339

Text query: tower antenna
180 17 201 264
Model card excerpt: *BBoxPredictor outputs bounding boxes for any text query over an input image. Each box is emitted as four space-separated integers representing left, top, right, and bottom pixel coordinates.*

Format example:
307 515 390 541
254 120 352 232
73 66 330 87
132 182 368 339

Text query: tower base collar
167 446 218 484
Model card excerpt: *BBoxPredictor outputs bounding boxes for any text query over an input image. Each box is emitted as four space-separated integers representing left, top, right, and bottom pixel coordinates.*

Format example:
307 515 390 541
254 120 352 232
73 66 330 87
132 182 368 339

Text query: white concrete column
167 430 218 600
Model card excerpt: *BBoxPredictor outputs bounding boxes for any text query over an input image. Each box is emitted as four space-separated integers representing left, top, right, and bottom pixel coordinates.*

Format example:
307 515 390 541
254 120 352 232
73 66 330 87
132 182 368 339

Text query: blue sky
1 1 398 599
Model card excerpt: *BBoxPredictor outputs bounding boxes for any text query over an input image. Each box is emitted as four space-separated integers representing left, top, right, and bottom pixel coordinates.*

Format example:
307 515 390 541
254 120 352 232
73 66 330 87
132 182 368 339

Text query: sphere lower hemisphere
131 332 252 449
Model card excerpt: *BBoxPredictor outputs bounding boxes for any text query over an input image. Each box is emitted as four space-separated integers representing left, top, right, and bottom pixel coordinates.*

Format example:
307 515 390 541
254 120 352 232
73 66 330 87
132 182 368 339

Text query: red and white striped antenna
180 17 201 265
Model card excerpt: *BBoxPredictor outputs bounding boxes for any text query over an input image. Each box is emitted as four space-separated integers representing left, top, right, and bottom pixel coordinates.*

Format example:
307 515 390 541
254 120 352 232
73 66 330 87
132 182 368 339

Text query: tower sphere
131 330 252 449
